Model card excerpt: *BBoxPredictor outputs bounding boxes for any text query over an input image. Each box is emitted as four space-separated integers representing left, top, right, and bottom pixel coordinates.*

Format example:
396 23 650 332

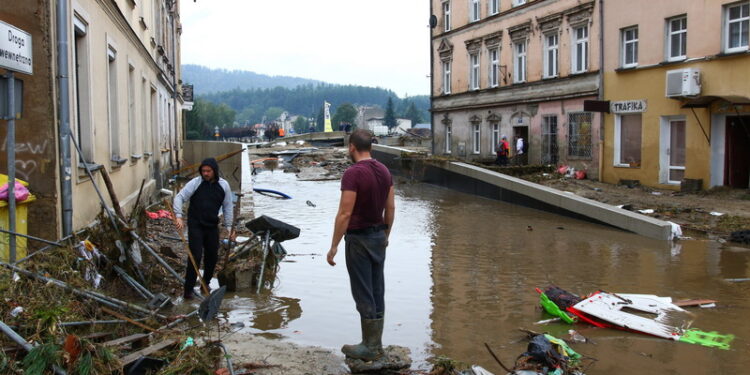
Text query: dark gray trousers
345 231 387 319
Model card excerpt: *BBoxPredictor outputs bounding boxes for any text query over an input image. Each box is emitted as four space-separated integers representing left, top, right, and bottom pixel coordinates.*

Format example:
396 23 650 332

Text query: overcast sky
181 0 431 97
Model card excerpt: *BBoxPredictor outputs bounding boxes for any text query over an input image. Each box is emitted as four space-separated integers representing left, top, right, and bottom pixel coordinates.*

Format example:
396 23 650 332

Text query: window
542 116 558 165
490 0 499 15
443 1 451 32
128 64 138 158
73 16 94 164
470 0 480 22
512 0 526 7
572 26 588 73
667 16 687 61
107 45 122 163
621 26 639 67
615 114 642 167
568 112 592 158
543 33 558 78
141 78 149 155
489 48 499 87
472 123 481 154
513 41 526 83
491 122 500 152
442 61 452 94
469 53 480 90
445 125 452 153
725 1 749 52
149 87 157 154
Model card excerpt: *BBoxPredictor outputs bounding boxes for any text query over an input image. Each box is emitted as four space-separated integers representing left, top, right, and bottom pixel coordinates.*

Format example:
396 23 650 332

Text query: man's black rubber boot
341 318 384 361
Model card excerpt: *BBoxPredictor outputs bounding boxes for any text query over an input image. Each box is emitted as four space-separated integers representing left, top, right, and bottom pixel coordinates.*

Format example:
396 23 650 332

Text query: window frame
512 0 526 7
472 123 481 154
724 1 749 53
442 61 452 94
73 14 95 166
469 52 480 90
491 122 500 152
490 0 500 15
666 15 687 61
470 0 481 22
614 113 643 167
621 26 639 68
543 32 559 78
489 48 499 87
445 125 452 154
571 25 589 73
443 1 451 32
106 43 123 165
513 40 527 83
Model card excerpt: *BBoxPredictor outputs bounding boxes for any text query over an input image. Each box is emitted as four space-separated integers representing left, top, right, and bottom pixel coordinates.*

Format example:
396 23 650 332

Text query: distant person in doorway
495 135 510 166
174 158 234 299
327 128 396 361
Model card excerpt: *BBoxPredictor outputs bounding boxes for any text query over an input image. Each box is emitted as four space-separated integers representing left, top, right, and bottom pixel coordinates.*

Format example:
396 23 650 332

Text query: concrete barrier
372 144 673 240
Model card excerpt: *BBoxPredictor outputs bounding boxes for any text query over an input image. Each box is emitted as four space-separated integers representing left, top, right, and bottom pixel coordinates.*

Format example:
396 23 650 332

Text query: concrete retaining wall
183 141 244 188
372 144 673 240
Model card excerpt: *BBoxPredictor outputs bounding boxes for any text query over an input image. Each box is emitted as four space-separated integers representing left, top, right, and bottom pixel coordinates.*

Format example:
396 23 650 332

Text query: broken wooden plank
81 332 114 341
103 333 149 347
674 299 718 307
101 307 157 332
119 338 178 366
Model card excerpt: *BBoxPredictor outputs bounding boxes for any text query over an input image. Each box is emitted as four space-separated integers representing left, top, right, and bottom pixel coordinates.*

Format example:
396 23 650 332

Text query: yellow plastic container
0 175 36 262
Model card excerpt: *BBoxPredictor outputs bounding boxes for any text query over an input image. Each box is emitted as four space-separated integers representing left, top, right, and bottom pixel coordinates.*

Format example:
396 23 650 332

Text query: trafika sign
0 21 33 75
611 100 647 114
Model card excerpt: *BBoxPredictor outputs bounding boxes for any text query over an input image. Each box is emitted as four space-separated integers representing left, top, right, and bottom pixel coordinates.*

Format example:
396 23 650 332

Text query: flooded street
227 166 750 373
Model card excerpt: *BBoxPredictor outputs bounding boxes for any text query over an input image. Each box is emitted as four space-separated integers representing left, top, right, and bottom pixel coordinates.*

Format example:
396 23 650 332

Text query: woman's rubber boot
341 318 384 361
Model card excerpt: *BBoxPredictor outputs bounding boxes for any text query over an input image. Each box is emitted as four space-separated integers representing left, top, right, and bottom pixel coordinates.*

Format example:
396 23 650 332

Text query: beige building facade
0 0 184 243
600 0 750 190
431 0 602 176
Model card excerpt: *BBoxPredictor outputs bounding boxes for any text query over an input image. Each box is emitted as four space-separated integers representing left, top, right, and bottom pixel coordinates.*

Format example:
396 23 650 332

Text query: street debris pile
535 285 733 350
218 215 299 293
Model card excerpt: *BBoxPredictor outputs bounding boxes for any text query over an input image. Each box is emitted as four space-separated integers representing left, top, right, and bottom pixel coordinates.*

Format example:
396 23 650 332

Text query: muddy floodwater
225 167 750 373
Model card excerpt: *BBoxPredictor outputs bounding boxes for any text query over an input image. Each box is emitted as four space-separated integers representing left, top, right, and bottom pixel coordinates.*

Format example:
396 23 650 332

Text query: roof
681 95 750 108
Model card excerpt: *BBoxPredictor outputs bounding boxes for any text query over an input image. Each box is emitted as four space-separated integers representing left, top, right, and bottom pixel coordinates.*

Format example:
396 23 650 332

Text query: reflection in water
231 167 750 372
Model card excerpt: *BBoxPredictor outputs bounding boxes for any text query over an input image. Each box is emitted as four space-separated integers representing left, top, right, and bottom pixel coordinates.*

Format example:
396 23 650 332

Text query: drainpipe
57 0 73 236
169 1 180 171
429 1 435 155
597 0 605 182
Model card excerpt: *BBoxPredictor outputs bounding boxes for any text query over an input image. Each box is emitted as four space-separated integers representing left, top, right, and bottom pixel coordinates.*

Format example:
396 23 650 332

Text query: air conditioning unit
666 68 701 98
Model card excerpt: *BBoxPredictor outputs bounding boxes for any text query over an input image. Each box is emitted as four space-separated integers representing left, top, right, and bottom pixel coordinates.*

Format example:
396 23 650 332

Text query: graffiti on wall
1 137 52 182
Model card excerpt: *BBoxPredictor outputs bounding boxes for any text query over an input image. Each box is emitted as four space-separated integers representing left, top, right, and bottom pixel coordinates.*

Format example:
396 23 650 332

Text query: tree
293 116 309 134
332 103 358 130
383 97 397 129
264 107 285 122
316 106 325 132
404 102 423 126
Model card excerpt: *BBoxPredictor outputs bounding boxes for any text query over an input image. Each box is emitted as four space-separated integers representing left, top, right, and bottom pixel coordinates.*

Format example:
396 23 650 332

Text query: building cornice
97 0 175 93
432 71 599 112
432 0 551 40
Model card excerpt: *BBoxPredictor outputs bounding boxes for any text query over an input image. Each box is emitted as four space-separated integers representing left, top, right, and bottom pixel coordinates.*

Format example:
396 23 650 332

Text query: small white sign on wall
0 21 33 75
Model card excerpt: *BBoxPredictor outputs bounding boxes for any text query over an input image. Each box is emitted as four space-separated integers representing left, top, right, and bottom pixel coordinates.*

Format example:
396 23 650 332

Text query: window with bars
568 112 592 158
542 115 558 165
667 16 687 61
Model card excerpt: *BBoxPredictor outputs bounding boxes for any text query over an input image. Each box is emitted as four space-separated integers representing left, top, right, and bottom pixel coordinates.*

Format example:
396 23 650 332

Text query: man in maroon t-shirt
327 129 395 361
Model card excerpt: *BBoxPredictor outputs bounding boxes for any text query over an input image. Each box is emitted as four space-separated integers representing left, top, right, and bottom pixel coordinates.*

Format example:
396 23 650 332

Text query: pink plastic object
0 181 30 202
